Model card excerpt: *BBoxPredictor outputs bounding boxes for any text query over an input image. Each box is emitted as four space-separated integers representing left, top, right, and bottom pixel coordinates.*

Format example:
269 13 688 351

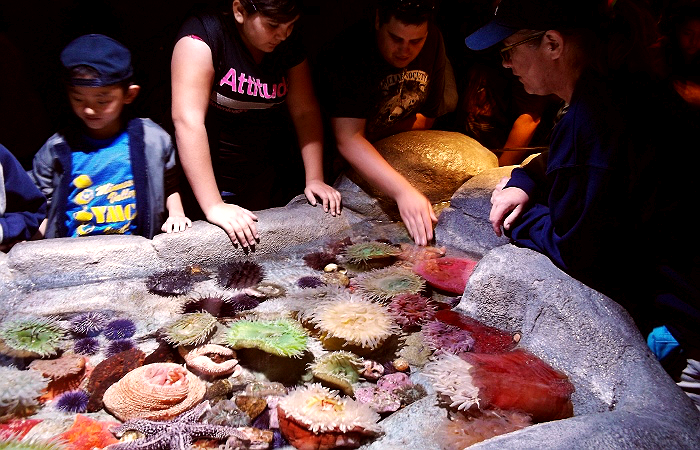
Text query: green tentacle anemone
342 241 401 268
0 316 67 358
224 318 308 358
353 266 426 302
308 351 363 395
161 312 218 347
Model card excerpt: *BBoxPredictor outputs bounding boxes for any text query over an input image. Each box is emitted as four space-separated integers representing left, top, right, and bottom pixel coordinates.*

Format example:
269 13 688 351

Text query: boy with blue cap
32 34 191 238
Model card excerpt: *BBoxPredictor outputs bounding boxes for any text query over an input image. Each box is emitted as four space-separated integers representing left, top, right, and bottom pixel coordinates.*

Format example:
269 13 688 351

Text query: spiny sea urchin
342 241 401 268
387 293 437 330
0 366 49 421
307 294 399 352
146 268 200 296
105 339 135 357
353 266 425 302
74 337 100 355
180 293 258 317
103 318 136 340
0 316 67 358
69 312 107 337
422 320 475 354
296 276 325 289
224 318 308 358
54 389 90 413
217 260 264 289
308 351 363 395
303 251 338 271
277 383 381 449
161 312 218 347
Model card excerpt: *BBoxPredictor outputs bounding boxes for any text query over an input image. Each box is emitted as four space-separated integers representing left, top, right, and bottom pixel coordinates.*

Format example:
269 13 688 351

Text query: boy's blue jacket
31 118 177 239
0 144 47 243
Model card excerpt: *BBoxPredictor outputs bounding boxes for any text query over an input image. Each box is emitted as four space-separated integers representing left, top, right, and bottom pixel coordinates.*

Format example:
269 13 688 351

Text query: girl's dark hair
239 0 301 23
376 0 435 26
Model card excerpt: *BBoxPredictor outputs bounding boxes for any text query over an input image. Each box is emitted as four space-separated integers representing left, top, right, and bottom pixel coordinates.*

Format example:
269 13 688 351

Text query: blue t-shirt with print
65 131 138 237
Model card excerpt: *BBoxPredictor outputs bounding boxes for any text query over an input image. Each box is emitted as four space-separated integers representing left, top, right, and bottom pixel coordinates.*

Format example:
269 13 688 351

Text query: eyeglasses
500 31 546 63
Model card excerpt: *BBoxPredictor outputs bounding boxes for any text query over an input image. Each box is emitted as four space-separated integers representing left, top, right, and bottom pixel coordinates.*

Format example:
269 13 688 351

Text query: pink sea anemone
277 383 381 450
102 363 206 421
388 293 437 330
412 257 479 295
434 310 517 354
424 351 575 423
422 320 475 354
178 343 242 379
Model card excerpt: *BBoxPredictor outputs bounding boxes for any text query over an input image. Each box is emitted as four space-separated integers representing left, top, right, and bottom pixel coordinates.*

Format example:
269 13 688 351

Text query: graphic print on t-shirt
65 132 137 237
367 69 429 134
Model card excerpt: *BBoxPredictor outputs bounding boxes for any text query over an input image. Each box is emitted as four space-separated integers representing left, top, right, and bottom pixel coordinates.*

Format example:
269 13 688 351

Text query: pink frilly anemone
277 383 381 450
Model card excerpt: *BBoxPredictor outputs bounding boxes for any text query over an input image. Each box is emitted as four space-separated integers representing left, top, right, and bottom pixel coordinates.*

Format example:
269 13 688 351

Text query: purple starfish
106 401 247 449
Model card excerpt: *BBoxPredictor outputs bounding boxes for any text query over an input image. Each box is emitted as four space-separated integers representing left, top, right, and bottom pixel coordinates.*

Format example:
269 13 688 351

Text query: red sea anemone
388 293 437 330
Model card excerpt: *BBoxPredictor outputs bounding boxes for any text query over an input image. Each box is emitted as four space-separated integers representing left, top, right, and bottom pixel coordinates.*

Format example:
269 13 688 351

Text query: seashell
323 263 339 273
361 359 385 381
321 271 350 288
392 357 410 372
235 395 267 420
102 363 206 421
178 344 241 379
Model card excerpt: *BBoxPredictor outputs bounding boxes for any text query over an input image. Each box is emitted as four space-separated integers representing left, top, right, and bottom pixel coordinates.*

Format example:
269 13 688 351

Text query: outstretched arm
332 117 437 245
171 36 258 248
286 59 341 215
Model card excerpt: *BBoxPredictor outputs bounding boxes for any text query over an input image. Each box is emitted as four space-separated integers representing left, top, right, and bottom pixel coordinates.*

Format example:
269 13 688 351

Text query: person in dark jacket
32 34 191 239
466 0 699 409
0 143 46 252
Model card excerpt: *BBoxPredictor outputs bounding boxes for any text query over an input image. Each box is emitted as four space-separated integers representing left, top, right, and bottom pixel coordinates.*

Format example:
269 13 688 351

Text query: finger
186 218 192 228
489 208 505 236
304 188 317 206
410 216 428 246
321 195 329 213
503 205 522 230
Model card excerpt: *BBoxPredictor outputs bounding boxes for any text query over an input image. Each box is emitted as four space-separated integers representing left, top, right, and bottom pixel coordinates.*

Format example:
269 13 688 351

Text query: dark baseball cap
465 0 600 51
60 34 133 87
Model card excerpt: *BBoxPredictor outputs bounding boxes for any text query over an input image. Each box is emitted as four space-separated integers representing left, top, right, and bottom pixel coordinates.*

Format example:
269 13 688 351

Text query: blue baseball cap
61 34 133 87
465 0 600 51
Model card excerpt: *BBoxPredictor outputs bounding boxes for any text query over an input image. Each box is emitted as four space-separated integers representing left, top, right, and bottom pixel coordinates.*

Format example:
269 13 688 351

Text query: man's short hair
376 0 435 26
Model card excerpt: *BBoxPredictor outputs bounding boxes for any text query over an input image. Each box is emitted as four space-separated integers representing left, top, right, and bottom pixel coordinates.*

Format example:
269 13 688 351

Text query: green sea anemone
160 312 218 347
307 294 399 352
353 266 425 302
0 316 67 358
308 351 363 395
224 318 308 358
0 366 49 421
342 241 401 268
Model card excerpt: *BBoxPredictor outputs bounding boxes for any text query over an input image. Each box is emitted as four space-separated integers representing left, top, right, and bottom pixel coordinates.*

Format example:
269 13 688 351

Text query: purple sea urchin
307 294 399 352
303 251 338 271
161 312 218 347
224 318 308 358
74 337 100 355
105 339 135 357
181 293 257 317
70 312 107 337
0 366 49 421
297 276 324 289
353 266 425 303
103 318 136 340
55 389 89 413
342 241 401 268
277 383 381 449
308 351 363 395
422 320 475 354
146 268 198 296
0 316 67 358
217 260 264 289
388 293 437 330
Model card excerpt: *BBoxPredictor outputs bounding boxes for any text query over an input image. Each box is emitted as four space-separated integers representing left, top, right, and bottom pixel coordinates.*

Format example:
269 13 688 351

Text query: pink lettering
246 76 258 96
237 72 247 94
262 83 276 99
277 77 288 97
220 69 237 90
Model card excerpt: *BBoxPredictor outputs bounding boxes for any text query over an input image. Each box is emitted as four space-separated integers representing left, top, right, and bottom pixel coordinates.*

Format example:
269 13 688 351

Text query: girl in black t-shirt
171 0 341 248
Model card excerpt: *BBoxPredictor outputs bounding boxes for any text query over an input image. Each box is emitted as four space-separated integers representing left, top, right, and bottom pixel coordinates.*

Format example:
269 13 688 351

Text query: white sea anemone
423 353 480 411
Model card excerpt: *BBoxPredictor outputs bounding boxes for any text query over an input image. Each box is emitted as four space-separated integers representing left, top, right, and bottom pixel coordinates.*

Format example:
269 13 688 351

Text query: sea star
106 401 246 449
